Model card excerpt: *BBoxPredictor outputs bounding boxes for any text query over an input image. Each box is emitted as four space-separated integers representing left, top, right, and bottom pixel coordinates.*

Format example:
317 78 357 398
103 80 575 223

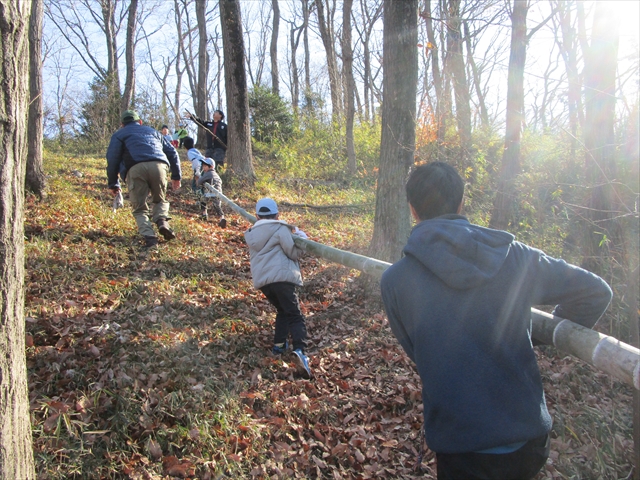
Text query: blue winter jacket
380 215 612 454
106 122 181 190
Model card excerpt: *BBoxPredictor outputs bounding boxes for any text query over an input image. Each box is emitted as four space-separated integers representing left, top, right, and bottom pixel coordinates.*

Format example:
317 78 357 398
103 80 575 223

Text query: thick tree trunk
368 0 418 263
581 1 620 275
0 1 36 477
270 0 280 95
489 0 528 230
196 0 209 147
26 0 46 197
446 0 472 164
219 0 256 183
342 0 356 174
102 0 121 130
121 0 138 112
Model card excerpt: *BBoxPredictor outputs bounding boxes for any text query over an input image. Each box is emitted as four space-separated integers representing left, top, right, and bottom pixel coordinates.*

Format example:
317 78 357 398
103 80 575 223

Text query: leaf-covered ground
26 152 635 479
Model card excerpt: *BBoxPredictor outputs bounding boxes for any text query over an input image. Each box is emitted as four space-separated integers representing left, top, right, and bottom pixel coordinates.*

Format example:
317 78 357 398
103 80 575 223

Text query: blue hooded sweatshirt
381 215 612 454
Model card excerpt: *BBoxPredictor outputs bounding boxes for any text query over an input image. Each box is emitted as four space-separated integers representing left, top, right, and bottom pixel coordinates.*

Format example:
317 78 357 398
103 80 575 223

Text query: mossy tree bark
0 0 36 477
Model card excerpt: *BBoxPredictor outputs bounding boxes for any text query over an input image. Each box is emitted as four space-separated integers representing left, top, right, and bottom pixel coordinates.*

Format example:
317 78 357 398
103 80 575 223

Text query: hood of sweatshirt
244 220 291 251
403 215 515 290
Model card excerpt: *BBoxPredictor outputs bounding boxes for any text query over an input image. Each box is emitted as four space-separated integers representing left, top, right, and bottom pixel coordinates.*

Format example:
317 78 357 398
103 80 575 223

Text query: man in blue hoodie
380 162 612 480
107 110 182 249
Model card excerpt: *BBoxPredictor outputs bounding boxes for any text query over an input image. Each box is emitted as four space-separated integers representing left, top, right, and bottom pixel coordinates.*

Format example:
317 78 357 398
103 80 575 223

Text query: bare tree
0 0 36 477
27 0 46 197
315 0 342 122
342 0 357 174
270 0 280 95
369 0 419 263
121 0 139 111
490 0 556 230
354 0 382 124
243 1 270 88
195 0 209 121
219 0 255 183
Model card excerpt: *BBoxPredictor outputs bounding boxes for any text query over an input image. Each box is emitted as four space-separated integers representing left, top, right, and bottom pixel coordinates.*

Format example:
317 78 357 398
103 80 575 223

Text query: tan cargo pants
126 161 170 238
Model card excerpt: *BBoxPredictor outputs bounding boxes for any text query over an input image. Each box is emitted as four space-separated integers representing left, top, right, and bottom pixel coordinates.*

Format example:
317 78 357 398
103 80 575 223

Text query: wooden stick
205 186 640 390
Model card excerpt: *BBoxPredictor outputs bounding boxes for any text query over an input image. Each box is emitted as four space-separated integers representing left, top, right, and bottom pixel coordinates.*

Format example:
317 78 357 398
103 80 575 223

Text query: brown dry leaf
312 455 327 469
251 368 262 385
381 439 398 448
88 345 100 357
43 413 60 433
354 448 365 463
148 439 162 460
331 443 348 456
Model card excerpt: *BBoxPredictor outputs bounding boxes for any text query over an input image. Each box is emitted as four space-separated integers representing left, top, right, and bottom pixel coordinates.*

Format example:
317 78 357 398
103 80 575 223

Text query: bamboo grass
204 185 640 389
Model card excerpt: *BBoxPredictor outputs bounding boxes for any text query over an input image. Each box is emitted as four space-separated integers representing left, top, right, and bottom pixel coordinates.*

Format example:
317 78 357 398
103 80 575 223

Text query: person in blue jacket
380 162 612 480
106 110 182 249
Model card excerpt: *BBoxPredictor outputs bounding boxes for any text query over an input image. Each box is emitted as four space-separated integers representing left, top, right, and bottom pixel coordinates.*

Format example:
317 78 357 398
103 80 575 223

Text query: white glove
112 190 124 211
293 227 308 239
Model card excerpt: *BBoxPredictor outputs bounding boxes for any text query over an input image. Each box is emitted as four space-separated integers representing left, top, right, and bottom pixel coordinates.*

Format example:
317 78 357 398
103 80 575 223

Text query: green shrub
248 85 294 143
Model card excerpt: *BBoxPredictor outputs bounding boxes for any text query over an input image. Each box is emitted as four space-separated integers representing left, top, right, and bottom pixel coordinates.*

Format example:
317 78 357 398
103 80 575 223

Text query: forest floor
26 151 635 479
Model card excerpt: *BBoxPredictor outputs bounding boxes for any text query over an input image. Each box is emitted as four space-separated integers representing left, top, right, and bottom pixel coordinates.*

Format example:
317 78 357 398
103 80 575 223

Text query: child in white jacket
244 198 311 378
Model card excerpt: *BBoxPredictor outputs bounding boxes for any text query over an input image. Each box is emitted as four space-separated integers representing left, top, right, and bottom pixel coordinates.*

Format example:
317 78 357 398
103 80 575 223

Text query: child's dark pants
435 433 550 480
260 282 307 352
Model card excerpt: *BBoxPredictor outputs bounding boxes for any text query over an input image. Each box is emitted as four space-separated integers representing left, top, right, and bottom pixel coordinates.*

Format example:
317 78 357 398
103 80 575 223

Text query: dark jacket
191 115 227 150
106 122 181 190
380 215 612 454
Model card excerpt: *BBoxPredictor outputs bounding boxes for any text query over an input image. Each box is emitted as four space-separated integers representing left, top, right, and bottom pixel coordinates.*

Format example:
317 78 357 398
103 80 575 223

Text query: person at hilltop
380 162 612 479
106 110 182 249
244 198 311 379
184 109 227 170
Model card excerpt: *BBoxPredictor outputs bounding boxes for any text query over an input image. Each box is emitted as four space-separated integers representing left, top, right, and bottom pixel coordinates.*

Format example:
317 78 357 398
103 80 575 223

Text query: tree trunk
422 0 444 141
26 0 46 198
219 0 256 183
315 0 342 122
581 1 620 275
342 0 356 174
0 1 36 477
446 0 472 165
489 0 528 230
196 0 210 146
121 0 138 112
463 20 489 129
270 0 280 95
102 0 121 130
368 0 418 263
302 0 312 108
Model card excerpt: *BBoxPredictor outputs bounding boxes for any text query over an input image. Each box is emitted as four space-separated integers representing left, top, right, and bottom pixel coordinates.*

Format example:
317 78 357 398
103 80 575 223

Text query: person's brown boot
156 218 176 241
143 236 159 249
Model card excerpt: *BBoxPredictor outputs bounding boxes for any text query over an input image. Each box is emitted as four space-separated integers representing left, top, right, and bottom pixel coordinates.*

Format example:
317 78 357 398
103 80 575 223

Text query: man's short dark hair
183 136 195 149
257 213 277 220
406 162 465 221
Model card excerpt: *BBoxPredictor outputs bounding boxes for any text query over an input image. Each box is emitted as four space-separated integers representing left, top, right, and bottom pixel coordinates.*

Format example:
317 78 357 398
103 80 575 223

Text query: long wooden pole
204 186 640 390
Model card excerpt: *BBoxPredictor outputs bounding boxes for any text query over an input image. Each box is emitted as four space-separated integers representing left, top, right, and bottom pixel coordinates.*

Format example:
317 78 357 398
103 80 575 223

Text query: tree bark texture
270 0 280 95
489 0 528 231
121 0 138 112
0 0 36 477
219 0 255 183
581 1 620 275
369 0 418 263
421 0 445 142
195 0 209 147
342 0 356 174
27 0 46 197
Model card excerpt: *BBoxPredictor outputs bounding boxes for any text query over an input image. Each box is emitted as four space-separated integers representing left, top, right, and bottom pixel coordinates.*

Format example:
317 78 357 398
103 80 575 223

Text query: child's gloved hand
293 227 308 239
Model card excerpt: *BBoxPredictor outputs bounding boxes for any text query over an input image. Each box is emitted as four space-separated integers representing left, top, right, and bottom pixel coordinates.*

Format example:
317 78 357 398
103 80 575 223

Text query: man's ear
409 204 421 222
138 120 143 125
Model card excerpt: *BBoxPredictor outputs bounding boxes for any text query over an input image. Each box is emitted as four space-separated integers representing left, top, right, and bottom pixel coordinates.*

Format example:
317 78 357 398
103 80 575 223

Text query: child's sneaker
272 341 288 355
292 349 311 379
218 217 227 228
